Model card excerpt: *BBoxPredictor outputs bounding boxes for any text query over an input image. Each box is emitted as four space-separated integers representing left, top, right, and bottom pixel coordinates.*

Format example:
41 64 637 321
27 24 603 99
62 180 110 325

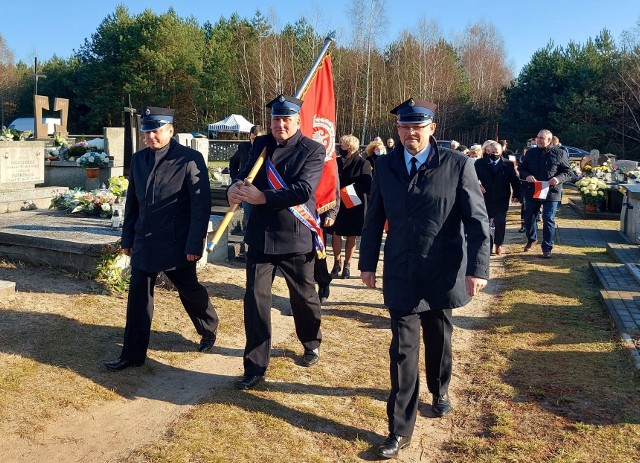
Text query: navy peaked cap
266 94 303 116
391 98 437 123
141 106 175 132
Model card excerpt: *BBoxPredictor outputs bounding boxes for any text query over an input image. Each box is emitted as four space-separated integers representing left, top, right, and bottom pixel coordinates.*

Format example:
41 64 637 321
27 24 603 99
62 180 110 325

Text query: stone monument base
0 210 228 275
0 185 68 213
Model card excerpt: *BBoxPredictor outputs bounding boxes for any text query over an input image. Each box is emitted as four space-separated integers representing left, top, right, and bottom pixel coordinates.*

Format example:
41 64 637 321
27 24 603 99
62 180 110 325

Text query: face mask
489 154 500 161
374 150 380 155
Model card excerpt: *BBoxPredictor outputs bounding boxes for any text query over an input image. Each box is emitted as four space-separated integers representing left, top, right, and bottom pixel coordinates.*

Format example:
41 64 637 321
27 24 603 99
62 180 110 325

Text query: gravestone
205 215 227 263
0 141 45 190
104 127 125 168
175 133 193 147
619 184 640 242
615 160 638 173
191 138 210 166
0 141 64 212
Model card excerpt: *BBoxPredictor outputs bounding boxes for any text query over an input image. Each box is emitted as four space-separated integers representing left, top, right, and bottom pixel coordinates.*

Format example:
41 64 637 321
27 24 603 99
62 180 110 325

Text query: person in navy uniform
474 140 521 255
358 98 490 459
227 95 325 390
104 107 219 371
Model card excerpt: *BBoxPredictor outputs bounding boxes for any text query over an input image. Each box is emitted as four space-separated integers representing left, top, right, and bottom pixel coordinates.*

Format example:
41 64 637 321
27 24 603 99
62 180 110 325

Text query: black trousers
243 250 322 376
489 209 507 248
387 308 453 437
313 227 333 287
120 263 219 362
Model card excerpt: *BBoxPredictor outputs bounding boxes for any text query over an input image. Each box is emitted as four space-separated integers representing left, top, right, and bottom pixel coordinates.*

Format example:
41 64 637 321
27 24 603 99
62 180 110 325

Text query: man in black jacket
227 95 325 390
519 129 571 258
229 125 265 238
359 98 490 459
475 141 521 255
105 107 219 371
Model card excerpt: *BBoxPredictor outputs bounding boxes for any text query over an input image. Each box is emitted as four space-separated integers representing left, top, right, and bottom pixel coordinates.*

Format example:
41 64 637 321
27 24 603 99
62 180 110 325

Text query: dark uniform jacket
358 137 490 312
518 146 571 202
122 138 212 272
234 130 325 255
474 157 522 215
229 141 251 179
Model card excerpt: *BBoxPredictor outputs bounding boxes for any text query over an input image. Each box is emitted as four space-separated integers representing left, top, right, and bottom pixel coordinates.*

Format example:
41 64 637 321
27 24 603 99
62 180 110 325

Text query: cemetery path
1 250 504 463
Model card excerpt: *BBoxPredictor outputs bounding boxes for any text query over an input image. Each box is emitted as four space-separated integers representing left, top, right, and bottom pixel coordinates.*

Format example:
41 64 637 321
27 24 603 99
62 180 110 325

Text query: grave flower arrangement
76 151 110 168
574 176 606 206
0 126 32 141
50 188 116 217
108 176 129 197
49 176 126 217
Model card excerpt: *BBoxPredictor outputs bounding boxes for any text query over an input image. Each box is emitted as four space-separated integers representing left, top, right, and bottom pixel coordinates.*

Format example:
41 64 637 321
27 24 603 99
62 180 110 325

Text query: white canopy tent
207 114 254 139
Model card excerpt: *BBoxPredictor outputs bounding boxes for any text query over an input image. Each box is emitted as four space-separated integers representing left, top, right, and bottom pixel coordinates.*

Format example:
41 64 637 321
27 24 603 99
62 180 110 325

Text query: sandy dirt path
0 240 507 462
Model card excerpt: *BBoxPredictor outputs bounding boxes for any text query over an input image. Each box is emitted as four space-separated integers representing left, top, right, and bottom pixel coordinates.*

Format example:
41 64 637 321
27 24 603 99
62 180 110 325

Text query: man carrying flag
227 94 325 390
520 129 571 258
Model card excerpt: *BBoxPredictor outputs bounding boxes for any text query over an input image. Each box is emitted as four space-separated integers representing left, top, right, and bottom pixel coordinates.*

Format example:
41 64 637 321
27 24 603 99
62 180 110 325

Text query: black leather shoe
341 266 351 279
518 225 526 233
198 335 216 352
432 393 452 417
301 348 319 367
375 433 411 459
542 250 552 258
235 374 264 390
319 285 330 303
104 358 144 371
330 261 341 278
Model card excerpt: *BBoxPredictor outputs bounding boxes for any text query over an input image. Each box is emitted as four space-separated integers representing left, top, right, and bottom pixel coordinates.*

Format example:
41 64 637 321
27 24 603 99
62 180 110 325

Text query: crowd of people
104 95 570 459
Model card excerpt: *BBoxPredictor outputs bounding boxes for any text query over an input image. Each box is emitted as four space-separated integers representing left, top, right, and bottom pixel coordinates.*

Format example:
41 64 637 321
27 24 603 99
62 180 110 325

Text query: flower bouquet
575 177 606 207
50 188 116 218
0 126 32 141
76 151 110 168
108 176 129 197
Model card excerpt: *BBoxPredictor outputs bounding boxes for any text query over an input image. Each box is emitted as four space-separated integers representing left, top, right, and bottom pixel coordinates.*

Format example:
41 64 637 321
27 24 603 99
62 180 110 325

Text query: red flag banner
299 54 338 214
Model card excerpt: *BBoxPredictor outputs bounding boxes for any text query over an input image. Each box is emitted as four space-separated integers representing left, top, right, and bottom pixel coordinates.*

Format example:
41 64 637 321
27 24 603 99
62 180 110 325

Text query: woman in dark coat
330 134 372 278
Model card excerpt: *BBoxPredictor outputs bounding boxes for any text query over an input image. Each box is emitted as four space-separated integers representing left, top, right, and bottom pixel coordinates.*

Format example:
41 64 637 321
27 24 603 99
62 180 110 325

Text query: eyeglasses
397 124 431 133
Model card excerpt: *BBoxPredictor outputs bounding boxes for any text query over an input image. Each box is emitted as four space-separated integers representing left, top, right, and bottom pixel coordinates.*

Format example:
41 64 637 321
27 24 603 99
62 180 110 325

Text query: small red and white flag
533 181 550 200
340 184 362 209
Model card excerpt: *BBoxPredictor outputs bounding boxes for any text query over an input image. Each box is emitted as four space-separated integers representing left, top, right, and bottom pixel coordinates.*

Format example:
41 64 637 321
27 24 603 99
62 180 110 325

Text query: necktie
409 157 418 177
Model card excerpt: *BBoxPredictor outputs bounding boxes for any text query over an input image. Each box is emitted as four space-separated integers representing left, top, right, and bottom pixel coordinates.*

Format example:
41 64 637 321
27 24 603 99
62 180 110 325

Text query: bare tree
0 34 17 127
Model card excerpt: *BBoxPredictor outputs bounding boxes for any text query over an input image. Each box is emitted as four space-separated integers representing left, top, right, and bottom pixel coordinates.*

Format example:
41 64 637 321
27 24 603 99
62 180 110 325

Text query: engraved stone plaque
0 141 45 190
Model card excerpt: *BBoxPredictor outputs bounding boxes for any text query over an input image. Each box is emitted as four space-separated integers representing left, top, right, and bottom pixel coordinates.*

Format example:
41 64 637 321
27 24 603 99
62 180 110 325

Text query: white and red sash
266 158 326 258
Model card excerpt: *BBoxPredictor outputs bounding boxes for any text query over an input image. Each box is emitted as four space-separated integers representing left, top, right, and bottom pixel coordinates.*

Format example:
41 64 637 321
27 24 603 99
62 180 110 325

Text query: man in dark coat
227 94 325 390
519 129 571 258
359 98 490 459
475 140 521 255
229 125 265 237
105 107 219 371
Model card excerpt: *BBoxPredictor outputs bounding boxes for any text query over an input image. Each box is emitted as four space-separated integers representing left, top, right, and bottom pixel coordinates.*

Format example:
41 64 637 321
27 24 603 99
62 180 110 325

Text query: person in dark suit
105 107 219 371
315 168 340 304
519 129 571 258
229 125 265 247
359 98 490 459
227 94 325 390
475 140 521 256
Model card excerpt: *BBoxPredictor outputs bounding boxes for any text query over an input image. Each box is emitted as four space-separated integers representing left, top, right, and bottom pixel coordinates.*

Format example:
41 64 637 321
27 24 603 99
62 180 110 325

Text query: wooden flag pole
206 32 336 253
